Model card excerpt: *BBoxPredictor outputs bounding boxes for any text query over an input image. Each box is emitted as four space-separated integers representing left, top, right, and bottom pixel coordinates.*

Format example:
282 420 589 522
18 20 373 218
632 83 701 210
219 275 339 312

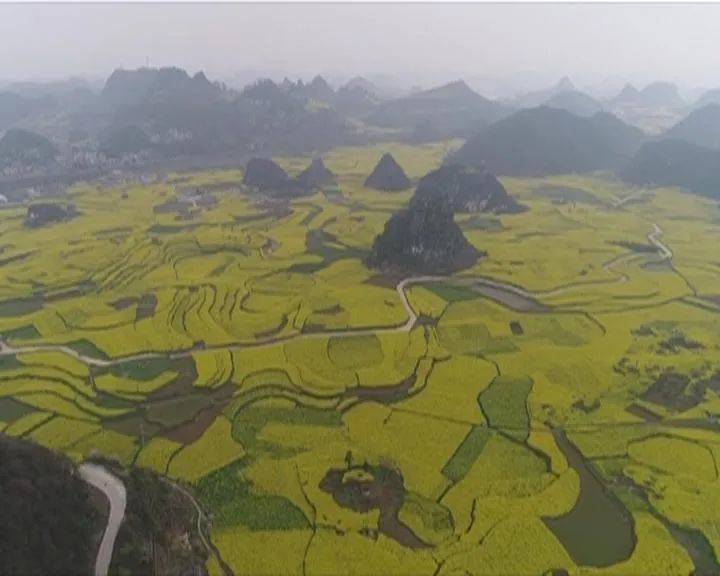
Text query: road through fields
0 223 671 368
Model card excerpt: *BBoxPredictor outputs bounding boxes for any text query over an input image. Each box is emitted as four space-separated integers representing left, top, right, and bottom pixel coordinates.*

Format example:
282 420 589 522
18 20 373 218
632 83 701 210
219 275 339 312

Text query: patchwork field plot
1 144 720 574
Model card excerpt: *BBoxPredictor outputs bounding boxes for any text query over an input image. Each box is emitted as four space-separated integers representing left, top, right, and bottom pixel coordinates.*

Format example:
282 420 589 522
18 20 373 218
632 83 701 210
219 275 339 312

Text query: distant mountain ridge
102 68 351 156
544 90 604 117
451 106 646 176
243 157 293 191
0 128 57 167
366 80 509 141
621 138 720 199
509 76 576 109
0 65 710 181
663 104 720 150
605 81 687 134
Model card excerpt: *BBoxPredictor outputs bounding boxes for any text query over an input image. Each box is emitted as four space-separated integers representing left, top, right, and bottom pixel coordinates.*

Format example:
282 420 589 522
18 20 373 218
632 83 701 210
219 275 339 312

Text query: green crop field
1 141 720 574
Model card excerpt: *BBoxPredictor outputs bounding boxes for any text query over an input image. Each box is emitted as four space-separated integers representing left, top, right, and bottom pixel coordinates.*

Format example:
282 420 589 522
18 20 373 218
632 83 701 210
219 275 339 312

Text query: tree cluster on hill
25 202 77 227
98 124 152 158
0 436 99 576
107 466 209 575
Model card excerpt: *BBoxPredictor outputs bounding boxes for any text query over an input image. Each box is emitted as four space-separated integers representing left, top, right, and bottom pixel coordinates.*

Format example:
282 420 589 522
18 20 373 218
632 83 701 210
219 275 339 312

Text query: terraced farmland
2 143 720 574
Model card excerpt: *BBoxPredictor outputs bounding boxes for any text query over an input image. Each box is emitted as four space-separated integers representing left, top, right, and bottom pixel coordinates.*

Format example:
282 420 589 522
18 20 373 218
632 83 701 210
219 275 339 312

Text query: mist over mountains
3 65 720 201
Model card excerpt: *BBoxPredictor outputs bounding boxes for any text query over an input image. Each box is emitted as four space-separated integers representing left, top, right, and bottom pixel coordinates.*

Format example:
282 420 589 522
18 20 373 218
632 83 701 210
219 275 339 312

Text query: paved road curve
79 463 126 576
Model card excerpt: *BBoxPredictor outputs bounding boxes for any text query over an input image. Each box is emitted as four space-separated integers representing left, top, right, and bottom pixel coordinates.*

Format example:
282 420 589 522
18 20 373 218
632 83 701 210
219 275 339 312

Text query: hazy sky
3 3 720 94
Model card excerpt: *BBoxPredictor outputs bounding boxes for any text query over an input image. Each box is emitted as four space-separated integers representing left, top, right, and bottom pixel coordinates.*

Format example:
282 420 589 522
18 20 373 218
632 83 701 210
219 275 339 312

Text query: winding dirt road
162 479 234 576
0 275 446 367
612 189 649 209
648 222 672 260
0 224 671 368
79 463 126 576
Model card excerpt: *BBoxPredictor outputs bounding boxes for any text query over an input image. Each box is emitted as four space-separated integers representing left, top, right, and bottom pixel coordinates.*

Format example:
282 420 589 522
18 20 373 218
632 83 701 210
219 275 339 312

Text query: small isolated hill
99 124 152 158
620 139 720 199
364 153 411 191
366 80 508 140
242 157 323 197
0 128 57 167
0 436 99 576
25 202 77 227
411 164 524 214
295 157 336 190
451 107 646 176
243 157 290 190
544 90 604 117
367 196 479 274
664 104 720 150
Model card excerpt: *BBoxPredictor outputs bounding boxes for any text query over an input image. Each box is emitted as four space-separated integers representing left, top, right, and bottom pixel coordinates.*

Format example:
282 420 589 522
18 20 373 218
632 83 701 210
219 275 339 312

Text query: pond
319 464 428 549
542 429 636 567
